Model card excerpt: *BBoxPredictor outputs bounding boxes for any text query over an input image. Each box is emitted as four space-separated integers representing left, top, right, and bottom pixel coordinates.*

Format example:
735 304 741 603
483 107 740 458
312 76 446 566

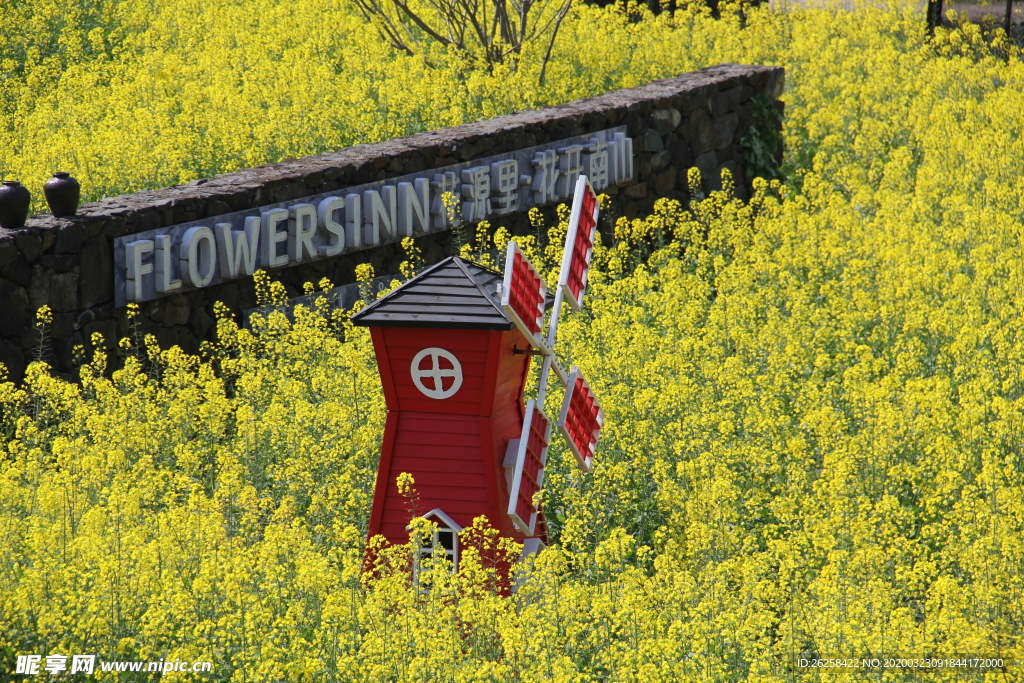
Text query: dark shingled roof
350 257 514 330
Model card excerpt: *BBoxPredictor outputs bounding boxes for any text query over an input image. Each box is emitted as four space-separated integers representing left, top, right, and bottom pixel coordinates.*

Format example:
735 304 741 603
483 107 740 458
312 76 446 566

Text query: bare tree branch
353 0 419 55
537 0 572 85
393 0 456 46
354 0 574 70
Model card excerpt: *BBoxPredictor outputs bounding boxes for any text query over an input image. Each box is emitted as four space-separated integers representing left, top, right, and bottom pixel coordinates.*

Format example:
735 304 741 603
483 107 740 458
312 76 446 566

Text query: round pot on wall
0 181 31 230
43 172 81 218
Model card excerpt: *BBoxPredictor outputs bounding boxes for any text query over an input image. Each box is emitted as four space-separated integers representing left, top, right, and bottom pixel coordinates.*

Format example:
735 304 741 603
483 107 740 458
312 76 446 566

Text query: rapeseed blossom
2 0 1024 680
3 166 1024 678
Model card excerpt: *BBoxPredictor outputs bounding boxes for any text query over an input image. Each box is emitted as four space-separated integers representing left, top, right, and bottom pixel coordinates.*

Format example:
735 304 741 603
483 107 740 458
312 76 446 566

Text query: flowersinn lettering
115 129 633 305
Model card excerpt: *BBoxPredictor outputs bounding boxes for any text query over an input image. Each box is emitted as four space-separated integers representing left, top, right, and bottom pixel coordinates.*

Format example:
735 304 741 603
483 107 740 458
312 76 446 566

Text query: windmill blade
507 400 552 536
499 241 551 355
557 175 600 313
557 366 604 473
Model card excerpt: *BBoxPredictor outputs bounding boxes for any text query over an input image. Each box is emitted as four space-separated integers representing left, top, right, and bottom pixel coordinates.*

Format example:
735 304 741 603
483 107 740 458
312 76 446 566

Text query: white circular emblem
411 347 464 399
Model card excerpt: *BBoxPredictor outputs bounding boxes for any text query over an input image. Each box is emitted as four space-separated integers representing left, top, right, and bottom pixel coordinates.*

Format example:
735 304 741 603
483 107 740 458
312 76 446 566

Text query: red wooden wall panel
368 325 541 548
374 411 493 545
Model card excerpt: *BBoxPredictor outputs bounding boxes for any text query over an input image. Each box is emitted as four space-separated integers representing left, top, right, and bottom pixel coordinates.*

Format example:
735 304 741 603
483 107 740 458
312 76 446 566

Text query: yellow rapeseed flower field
3 0 1024 680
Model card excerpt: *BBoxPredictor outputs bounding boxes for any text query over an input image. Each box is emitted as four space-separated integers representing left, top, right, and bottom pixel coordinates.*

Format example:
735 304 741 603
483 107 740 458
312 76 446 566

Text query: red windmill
350 255 550 565
352 175 605 573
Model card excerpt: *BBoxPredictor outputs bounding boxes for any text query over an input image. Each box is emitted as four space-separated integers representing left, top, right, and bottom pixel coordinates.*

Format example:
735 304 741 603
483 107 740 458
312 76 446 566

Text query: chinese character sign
461 166 492 223
491 159 519 214
583 138 610 190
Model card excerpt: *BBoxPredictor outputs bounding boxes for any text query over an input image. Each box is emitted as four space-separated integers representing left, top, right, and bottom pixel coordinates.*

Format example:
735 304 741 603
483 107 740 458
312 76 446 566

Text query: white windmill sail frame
557 175 600 313
557 366 605 473
507 399 552 536
499 241 552 356
533 175 599 406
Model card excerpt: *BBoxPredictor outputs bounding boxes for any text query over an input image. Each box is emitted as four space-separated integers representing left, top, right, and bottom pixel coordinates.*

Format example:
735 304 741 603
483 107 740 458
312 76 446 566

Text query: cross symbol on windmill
411 347 464 399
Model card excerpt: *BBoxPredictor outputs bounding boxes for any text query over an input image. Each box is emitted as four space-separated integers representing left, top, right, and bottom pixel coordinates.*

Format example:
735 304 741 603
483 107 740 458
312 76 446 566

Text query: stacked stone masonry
0 63 783 382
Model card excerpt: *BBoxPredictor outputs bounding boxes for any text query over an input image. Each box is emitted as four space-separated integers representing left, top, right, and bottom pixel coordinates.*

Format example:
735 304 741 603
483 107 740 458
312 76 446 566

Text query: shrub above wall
0 63 783 382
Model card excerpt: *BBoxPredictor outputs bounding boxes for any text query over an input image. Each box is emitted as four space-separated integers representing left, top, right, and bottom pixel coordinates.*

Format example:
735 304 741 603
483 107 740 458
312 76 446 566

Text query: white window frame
407 509 462 581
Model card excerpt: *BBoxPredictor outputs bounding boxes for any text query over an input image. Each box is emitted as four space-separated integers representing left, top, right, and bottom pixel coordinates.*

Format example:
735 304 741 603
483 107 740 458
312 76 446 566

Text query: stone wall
0 63 783 382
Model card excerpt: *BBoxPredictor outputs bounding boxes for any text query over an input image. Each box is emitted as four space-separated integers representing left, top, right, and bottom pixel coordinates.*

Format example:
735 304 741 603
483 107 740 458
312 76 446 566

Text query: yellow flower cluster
13 0 1015 214
1 0 703 212
3 0 1024 680
2 177 1022 679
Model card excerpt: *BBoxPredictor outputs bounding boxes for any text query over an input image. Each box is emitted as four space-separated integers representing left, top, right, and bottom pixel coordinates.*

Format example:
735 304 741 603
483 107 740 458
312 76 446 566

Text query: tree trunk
926 0 944 34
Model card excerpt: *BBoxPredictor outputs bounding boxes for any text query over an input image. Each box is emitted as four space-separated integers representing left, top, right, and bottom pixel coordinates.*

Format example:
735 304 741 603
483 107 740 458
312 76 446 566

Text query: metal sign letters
113 128 633 306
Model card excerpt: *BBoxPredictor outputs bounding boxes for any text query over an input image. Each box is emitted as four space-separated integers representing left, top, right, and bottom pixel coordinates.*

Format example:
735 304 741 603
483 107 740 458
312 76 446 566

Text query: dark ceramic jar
0 181 31 230
43 172 81 218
